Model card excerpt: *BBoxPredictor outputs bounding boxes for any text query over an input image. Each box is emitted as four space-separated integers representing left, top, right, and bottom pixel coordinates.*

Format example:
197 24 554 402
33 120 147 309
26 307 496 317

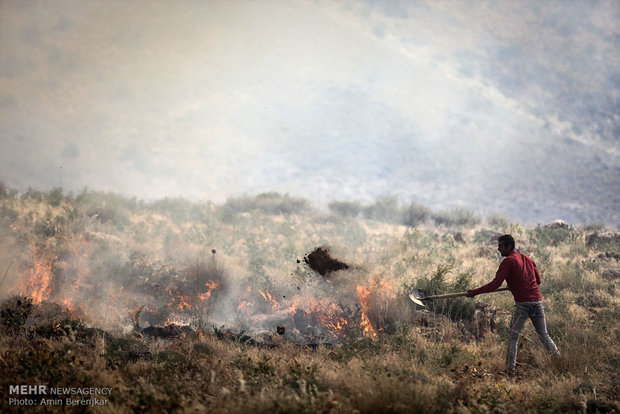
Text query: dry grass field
0 188 618 413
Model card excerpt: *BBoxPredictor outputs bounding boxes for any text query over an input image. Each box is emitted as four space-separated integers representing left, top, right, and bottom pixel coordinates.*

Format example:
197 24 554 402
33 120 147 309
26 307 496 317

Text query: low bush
192 341 214 356
413 265 476 323
362 195 401 223
431 208 480 227
106 336 152 366
223 192 311 215
531 224 578 247
328 200 363 217
402 201 431 227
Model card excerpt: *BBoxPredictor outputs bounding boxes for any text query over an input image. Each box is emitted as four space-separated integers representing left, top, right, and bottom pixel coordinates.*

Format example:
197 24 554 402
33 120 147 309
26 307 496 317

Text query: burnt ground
303 247 349 276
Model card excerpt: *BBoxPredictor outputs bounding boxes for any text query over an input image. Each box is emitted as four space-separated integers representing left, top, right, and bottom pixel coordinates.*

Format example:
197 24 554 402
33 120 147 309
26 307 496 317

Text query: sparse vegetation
0 185 618 413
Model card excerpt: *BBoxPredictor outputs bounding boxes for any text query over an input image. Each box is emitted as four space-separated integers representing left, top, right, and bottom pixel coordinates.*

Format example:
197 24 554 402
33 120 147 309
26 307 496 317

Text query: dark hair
498 234 515 250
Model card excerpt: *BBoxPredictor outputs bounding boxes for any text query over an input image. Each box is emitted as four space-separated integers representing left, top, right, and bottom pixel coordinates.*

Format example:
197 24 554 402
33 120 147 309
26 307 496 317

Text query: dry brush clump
0 187 619 412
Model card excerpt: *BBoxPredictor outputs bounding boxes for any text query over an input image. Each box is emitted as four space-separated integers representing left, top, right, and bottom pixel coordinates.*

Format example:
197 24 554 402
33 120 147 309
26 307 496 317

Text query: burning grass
0 189 619 412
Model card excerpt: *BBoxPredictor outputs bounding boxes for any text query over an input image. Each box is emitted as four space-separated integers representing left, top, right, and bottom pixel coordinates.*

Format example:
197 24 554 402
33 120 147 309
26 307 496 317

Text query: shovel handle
424 287 509 300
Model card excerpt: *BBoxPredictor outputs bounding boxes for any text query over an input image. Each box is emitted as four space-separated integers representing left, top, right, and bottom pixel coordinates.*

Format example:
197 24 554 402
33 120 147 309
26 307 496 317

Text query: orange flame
259 289 280 311
20 244 56 304
167 290 193 311
310 302 350 336
238 300 251 312
62 298 77 313
198 280 220 302
356 285 377 337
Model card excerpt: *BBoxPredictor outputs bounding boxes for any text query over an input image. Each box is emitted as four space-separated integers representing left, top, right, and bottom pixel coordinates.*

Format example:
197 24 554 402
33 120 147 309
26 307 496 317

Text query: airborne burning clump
303 246 350 276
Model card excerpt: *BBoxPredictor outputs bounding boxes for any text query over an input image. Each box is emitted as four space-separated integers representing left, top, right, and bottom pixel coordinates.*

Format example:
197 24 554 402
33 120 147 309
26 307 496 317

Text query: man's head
497 234 515 257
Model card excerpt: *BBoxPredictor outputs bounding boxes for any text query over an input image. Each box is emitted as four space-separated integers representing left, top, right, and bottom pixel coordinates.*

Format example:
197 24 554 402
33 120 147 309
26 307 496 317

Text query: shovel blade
408 289 426 307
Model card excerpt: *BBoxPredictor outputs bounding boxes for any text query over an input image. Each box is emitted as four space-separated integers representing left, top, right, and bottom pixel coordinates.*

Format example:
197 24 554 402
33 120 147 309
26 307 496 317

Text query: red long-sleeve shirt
471 250 542 302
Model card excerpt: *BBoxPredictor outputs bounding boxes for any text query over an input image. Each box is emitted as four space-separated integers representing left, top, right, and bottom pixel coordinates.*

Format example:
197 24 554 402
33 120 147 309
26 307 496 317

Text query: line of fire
8 242 407 344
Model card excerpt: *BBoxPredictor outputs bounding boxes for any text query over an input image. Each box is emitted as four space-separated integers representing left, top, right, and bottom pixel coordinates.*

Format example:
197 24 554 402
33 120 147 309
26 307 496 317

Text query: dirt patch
303 247 349 276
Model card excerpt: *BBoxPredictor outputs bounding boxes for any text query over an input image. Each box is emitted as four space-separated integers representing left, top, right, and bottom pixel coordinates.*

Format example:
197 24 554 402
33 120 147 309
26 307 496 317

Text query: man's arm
467 258 510 297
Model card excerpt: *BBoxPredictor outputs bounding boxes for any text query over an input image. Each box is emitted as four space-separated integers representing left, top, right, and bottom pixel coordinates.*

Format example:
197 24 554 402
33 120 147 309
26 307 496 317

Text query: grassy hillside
0 187 618 413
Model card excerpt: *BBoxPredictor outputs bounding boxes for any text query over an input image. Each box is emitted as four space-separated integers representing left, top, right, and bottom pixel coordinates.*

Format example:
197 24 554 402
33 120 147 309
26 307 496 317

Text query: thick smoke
0 192 417 343
1 1 618 226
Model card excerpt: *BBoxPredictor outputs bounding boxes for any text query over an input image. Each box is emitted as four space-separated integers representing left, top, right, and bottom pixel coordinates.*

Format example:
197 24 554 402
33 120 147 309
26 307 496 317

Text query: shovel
409 287 509 307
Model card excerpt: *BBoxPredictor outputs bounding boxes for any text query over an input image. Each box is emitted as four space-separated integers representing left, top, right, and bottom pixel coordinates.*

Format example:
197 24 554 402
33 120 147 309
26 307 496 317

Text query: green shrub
282 361 325 396
47 187 64 207
531 225 577 247
328 200 363 217
414 266 475 322
362 195 400 223
487 214 510 230
223 193 311 215
438 343 462 368
106 336 151 366
155 350 187 367
74 190 137 227
234 353 276 381
192 341 214 356
432 208 480 227
24 188 45 202
473 229 503 245
580 222 606 233
402 201 431 227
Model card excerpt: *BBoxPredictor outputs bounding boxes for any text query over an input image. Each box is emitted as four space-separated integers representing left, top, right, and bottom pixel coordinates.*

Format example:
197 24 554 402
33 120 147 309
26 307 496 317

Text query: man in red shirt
467 234 559 374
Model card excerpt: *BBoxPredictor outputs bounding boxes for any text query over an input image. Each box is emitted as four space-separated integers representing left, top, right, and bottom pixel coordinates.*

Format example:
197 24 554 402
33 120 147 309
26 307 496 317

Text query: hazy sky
1 0 618 224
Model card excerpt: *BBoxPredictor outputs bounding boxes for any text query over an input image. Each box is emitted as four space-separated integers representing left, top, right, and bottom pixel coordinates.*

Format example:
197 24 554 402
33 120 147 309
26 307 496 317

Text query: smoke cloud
0 0 618 225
